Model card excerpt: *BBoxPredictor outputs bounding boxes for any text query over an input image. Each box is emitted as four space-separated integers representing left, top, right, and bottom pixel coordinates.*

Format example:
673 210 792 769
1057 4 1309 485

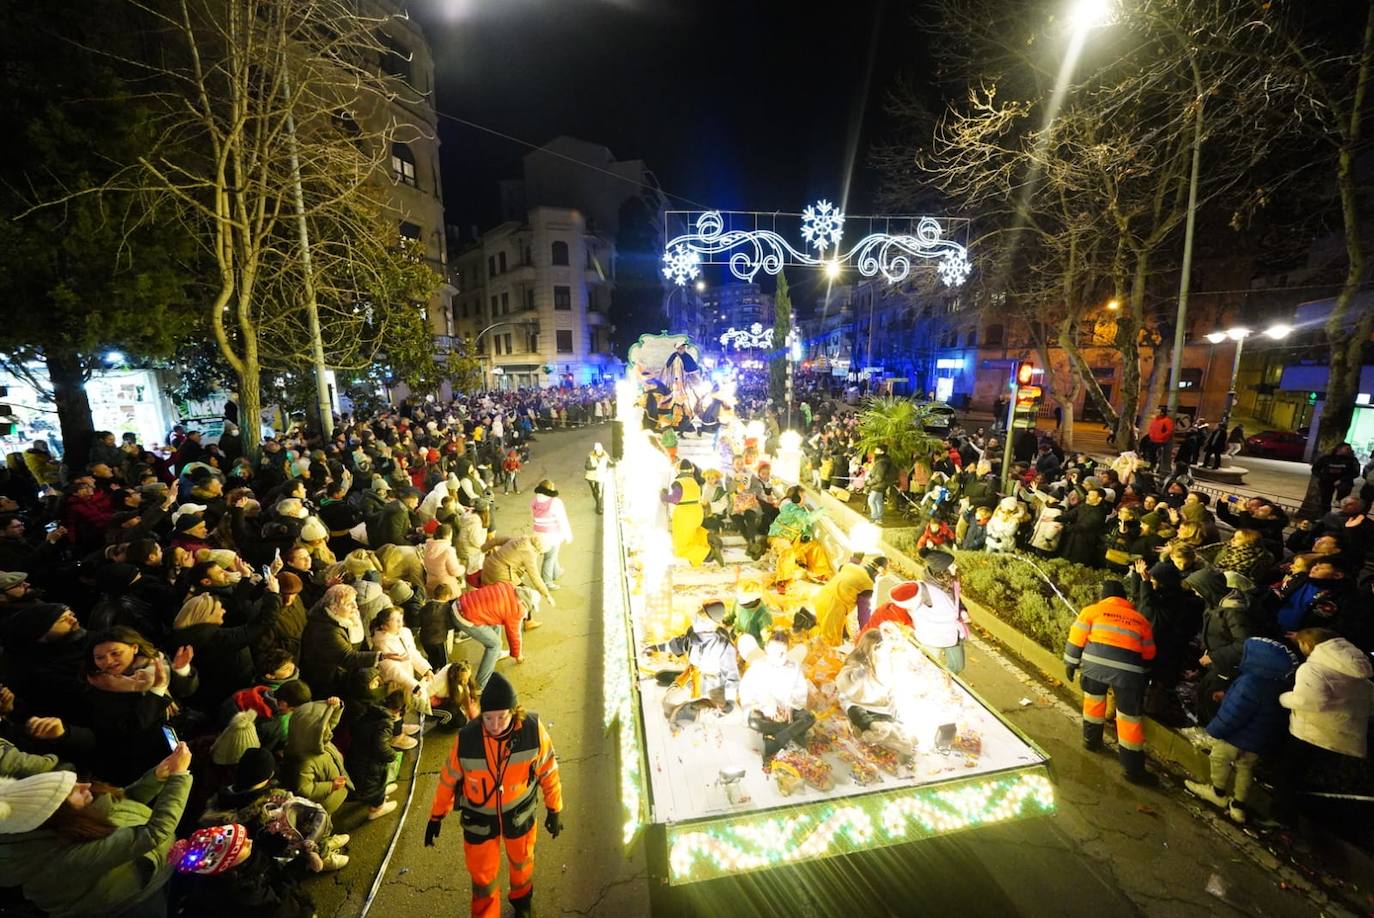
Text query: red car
1244 430 1308 461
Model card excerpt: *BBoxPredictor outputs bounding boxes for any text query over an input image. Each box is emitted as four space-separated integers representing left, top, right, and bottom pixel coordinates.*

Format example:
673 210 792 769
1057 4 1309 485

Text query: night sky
411 0 926 239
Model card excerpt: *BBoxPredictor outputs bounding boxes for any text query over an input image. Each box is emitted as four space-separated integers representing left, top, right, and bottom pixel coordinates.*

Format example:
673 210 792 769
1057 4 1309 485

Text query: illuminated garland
663 202 972 288
665 770 1055 884
602 472 647 845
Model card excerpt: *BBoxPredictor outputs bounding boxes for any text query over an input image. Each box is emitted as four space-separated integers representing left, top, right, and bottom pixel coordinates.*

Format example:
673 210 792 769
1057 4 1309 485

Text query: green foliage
952 550 1110 652
0 1 201 453
854 396 944 471
770 270 793 405
609 194 666 355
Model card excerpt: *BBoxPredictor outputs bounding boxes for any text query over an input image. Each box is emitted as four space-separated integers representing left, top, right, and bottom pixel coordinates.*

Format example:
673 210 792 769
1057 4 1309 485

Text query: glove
544 810 563 839
424 818 443 847
1065 663 1079 683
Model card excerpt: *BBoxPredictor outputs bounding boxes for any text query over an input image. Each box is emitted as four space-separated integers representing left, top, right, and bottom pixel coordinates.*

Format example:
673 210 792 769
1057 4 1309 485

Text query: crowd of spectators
800 395 1374 829
0 384 609 917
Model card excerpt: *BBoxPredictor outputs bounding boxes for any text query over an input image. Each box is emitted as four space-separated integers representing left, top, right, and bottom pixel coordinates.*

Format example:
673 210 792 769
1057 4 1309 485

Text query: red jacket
62 491 114 546
1147 416 1175 444
458 581 526 657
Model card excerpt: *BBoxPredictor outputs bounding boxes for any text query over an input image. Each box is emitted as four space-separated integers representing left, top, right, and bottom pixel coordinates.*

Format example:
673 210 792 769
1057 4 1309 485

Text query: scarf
325 602 365 645
87 652 170 695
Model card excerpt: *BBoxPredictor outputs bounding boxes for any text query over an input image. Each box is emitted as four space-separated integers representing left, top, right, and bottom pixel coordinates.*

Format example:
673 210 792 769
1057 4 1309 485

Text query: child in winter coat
1275 628 1374 819
1184 637 1298 825
199 747 348 873
502 449 522 495
419 582 457 671
984 497 1024 553
284 698 351 815
344 689 405 821
170 822 316 918
914 518 956 555
960 505 993 551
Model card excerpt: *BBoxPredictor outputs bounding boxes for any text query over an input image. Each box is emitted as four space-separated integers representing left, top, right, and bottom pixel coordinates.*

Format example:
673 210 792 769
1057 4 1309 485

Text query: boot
706 534 726 566
512 891 534 917
1184 779 1229 808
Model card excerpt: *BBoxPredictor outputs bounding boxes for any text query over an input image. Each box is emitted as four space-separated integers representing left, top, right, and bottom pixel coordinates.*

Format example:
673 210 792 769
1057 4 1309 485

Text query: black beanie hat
235 747 276 790
1100 579 1128 600
480 672 518 713
924 550 955 575
4 602 67 643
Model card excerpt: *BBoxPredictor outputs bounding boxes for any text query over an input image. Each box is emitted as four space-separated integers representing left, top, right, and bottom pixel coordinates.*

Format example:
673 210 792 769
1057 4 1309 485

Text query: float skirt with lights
604 367 1053 887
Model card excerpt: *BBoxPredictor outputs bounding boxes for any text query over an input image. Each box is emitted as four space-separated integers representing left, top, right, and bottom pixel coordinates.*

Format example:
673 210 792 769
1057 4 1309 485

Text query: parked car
915 401 958 433
1244 430 1308 461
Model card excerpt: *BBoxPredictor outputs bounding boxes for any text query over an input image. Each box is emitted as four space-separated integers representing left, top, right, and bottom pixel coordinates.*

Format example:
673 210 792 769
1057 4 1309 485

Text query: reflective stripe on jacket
430 713 562 840
1064 596 1156 682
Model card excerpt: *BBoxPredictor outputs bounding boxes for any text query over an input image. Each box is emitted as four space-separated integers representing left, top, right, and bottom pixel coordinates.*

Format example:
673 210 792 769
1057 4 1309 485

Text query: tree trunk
238 340 263 463
1141 340 1169 431
46 349 95 472
1111 257 1149 450
1315 2 1373 454
1061 322 1117 433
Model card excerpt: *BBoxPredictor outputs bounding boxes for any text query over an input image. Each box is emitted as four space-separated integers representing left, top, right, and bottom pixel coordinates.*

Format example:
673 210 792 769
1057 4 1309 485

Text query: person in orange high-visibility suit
425 672 563 918
1064 579 1158 787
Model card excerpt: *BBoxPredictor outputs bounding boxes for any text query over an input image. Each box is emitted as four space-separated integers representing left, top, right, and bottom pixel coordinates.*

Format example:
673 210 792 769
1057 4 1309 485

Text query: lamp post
474 319 536 390
1204 324 1292 432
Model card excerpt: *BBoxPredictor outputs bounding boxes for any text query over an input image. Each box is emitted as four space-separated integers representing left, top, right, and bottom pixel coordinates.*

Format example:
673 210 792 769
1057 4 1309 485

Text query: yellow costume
669 473 711 567
813 562 874 646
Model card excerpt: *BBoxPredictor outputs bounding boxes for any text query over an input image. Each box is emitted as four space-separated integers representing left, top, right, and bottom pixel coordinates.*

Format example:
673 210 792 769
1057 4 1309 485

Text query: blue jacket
1205 637 1298 753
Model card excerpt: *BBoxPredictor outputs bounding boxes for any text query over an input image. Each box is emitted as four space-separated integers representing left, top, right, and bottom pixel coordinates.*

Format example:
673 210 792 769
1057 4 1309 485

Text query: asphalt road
321 424 1324 918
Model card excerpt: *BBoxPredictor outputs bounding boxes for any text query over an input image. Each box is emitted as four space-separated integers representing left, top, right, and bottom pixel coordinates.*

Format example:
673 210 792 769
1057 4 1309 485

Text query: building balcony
504 262 536 282
585 267 610 284
586 310 609 326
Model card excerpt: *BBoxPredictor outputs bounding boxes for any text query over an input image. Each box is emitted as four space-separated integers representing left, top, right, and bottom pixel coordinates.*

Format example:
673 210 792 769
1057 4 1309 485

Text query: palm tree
855 396 946 472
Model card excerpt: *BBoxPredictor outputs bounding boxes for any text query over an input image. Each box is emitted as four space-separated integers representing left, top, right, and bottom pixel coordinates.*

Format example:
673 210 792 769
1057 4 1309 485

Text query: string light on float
849 521 883 553
774 430 803 484
665 770 1055 883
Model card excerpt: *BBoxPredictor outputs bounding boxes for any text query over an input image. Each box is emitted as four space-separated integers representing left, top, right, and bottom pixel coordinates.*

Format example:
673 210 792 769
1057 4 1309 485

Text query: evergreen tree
0 1 199 467
770 271 793 406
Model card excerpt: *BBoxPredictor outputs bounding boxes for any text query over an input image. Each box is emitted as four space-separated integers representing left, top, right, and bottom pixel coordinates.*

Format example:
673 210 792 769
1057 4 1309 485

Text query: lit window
391 142 417 187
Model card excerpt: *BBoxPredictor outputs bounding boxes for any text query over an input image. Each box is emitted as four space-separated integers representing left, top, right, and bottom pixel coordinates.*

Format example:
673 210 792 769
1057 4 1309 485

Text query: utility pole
1166 57 1204 416
281 63 334 437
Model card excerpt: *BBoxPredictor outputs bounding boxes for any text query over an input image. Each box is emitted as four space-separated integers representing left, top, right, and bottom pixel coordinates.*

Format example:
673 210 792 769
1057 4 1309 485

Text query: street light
1069 0 1113 31
824 260 841 280
1105 299 1120 311
1206 323 1292 435
694 279 706 293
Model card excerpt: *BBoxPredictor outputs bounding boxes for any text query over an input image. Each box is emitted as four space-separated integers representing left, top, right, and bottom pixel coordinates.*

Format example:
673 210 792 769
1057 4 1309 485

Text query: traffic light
1017 362 1036 386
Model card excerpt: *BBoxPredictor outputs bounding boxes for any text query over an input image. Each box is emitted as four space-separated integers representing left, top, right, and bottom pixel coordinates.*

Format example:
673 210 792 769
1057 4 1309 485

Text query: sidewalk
956 409 1313 506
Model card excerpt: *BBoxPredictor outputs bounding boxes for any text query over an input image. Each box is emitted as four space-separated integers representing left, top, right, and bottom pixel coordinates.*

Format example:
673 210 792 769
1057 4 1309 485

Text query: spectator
0 743 193 917
1311 443 1361 512
1275 629 1374 819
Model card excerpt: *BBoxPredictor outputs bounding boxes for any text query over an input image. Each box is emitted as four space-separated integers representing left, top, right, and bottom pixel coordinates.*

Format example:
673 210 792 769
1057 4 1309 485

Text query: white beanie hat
210 710 261 766
300 516 328 543
0 771 78 834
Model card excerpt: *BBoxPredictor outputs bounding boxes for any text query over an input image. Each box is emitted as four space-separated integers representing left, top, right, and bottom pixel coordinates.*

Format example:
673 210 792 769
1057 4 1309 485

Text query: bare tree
879 0 1303 448
128 0 438 455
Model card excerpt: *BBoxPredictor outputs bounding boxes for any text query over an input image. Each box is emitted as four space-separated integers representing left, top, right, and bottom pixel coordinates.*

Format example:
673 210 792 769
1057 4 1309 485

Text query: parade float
603 335 1054 892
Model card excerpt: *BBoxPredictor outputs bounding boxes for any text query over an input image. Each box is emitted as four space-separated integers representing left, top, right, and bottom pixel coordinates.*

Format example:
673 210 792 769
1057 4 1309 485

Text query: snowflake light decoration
662 244 701 286
801 199 845 253
719 322 774 350
937 251 972 287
